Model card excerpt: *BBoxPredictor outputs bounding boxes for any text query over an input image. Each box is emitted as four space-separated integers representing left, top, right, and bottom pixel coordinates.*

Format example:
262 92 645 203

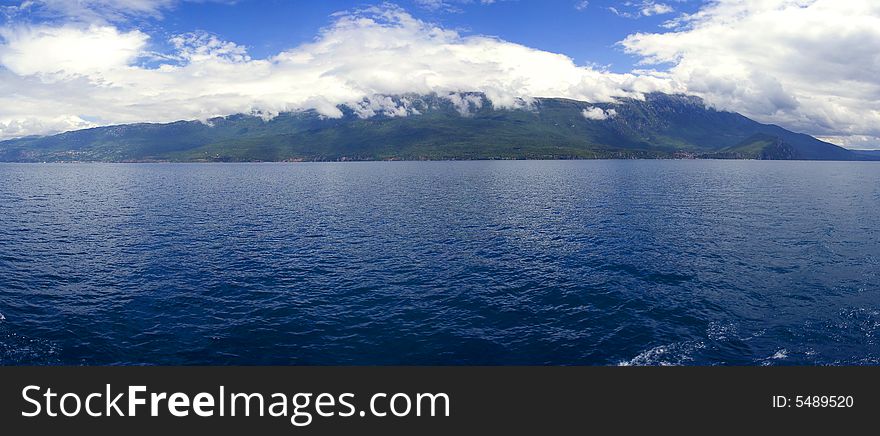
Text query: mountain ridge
0 93 875 162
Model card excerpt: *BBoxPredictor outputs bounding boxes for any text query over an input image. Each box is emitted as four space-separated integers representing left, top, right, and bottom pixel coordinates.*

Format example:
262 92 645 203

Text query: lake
1 160 878 365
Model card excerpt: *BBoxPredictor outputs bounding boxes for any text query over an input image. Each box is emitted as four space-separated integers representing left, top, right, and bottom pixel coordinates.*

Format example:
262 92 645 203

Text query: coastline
1 156 877 164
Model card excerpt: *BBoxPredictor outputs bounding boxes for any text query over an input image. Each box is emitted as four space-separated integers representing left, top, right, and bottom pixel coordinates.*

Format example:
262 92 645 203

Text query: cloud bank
0 3 674 140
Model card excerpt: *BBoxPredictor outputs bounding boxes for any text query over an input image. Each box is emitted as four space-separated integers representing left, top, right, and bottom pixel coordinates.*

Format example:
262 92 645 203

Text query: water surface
1 160 878 365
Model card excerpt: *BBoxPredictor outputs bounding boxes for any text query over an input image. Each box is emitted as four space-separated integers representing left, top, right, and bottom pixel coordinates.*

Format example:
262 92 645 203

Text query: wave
618 341 706 366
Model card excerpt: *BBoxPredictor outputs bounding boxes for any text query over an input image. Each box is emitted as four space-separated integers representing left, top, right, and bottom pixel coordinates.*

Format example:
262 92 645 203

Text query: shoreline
2 155 880 164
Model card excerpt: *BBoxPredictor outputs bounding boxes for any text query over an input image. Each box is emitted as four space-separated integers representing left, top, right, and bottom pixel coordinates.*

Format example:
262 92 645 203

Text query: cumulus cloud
582 107 616 120
0 25 148 76
622 0 880 149
0 3 675 139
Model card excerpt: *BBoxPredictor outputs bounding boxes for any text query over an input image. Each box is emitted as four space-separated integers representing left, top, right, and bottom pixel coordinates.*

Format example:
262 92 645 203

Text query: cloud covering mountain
0 0 878 149
622 0 880 149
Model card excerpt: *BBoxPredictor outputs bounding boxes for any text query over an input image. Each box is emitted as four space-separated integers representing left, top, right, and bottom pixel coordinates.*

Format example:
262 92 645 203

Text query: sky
0 0 878 149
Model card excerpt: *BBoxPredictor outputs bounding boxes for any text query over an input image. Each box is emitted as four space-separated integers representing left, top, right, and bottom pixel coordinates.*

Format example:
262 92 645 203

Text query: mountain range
0 93 875 162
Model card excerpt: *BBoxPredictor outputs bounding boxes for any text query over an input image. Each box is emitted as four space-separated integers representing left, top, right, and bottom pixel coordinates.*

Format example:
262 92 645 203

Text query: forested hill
0 93 872 162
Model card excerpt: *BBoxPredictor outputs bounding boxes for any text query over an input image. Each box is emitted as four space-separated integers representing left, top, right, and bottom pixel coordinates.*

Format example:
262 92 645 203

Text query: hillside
0 93 871 162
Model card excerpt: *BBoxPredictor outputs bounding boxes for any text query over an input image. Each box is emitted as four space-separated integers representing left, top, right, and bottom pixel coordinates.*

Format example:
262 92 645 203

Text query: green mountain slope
0 93 871 162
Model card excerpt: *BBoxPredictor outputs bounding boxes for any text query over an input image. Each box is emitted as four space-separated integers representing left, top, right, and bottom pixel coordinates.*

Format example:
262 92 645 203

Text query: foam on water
771 349 789 360
0 329 60 365
759 349 790 366
618 341 707 366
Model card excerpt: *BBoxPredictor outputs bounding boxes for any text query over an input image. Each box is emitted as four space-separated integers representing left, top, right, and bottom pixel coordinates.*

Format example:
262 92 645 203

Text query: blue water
1 161 878 365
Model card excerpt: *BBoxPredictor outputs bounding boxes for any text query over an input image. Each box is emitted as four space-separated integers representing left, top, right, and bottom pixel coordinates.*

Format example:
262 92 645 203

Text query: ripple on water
0 161 879 365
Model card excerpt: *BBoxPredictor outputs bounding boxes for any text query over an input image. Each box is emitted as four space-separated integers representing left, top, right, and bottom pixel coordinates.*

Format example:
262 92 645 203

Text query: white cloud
640 2 674 17
0 3 675 139
414 0 456 12
622 0 880 148
170 31 250 63
610 1 675 19
817 135 880 150
575 1 590 11
582 107 616 120
414 0 497 13
0 25 148 76
445 92 484 115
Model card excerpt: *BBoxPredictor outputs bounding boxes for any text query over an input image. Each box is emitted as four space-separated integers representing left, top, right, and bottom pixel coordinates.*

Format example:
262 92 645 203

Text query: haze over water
1 160 878 365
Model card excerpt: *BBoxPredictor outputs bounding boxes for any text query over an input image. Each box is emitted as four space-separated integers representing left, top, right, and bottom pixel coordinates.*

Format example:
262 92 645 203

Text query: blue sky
1 1 879 149
149 0 700 73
